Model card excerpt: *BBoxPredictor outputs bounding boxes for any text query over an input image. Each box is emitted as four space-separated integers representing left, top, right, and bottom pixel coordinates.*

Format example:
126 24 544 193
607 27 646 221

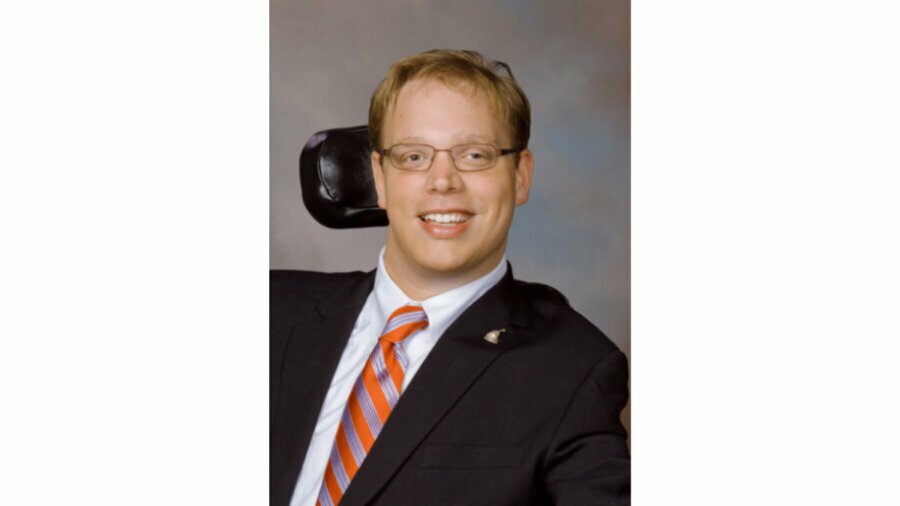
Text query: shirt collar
371 247 508 338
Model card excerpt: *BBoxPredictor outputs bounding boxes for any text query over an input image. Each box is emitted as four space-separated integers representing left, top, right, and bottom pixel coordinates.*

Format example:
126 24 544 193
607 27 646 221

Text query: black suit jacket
271 267 630 505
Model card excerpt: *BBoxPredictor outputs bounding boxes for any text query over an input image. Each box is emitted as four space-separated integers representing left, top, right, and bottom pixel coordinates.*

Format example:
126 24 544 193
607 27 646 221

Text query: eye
390 145 431 167
459 145 493 162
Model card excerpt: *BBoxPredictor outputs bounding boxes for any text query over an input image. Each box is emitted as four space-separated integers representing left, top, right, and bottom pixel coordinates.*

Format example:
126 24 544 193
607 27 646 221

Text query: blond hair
368 49 531 151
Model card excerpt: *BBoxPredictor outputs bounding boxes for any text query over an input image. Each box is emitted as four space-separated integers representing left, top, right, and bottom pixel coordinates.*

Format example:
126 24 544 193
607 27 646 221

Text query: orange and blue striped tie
316 305 428 506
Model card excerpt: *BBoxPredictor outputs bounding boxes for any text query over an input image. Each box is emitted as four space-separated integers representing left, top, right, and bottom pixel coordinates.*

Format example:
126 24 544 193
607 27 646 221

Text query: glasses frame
377 143 522 172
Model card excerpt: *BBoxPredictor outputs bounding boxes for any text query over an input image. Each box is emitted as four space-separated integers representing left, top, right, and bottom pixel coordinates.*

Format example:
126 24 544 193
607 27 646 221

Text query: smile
418 211 472 239
420 212 470 224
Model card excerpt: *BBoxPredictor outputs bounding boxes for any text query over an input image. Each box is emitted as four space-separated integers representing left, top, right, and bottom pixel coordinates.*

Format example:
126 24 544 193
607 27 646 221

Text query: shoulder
511 278 623 361
270 269 370 317
270 269 368 296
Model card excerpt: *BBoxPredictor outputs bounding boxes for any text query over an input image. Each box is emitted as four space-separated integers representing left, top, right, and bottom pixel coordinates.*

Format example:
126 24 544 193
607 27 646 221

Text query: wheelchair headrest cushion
299 125 388 228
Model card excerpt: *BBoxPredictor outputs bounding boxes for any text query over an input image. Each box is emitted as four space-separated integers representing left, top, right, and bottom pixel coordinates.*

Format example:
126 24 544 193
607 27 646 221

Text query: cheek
382 176 419 211
478 178 517 210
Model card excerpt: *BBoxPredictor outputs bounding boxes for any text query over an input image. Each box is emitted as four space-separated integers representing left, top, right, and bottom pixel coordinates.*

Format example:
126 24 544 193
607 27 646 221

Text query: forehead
384 79 509 145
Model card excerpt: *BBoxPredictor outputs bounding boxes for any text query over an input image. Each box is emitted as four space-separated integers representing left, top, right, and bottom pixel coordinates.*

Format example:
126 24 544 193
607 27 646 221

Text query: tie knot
380 305 428 344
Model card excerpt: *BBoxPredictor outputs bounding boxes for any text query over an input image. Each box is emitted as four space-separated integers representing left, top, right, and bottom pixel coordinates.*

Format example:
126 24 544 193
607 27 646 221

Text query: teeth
422 213 468 224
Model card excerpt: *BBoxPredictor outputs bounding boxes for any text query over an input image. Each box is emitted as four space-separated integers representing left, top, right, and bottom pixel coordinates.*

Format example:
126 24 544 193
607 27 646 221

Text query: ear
371 150 387 209
514 148 534 206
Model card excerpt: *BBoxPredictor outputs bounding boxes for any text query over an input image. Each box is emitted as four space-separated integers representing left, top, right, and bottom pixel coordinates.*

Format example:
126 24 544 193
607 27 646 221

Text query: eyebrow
392 134 498 145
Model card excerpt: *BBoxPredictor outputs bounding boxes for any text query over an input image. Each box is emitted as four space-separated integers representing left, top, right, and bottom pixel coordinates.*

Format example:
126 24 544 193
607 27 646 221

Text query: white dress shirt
290 248 508 506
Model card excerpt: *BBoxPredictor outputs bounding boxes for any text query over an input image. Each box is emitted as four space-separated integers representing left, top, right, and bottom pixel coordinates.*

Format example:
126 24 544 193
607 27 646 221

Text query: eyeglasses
378 143 522 172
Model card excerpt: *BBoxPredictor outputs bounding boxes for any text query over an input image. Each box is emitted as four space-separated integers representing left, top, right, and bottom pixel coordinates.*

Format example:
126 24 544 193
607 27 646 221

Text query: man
271 49 630 506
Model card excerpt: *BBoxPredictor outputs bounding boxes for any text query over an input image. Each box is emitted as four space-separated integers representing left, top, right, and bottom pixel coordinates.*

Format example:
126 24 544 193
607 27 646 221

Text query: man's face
371 79 534 287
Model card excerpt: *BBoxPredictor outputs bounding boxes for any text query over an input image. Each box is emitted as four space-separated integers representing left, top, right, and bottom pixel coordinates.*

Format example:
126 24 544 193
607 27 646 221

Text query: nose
426 150 462 193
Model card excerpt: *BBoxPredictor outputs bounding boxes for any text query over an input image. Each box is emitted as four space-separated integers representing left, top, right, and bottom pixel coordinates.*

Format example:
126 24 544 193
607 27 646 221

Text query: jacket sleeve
540 348 631 505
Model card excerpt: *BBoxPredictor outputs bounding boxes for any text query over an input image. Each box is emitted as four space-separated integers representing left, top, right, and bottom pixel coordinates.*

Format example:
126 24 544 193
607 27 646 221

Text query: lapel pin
483 328 506 344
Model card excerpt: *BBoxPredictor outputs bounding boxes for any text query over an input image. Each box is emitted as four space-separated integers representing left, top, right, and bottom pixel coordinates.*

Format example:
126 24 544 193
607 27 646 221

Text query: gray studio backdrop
271 1 630 359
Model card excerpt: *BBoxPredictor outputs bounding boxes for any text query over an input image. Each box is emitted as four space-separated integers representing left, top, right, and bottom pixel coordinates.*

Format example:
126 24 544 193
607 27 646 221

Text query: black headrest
299 125 388 229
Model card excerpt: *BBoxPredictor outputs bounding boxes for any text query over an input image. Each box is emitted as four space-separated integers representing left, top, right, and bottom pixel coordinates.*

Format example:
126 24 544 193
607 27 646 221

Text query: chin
413 247 471 274
387 229 501 281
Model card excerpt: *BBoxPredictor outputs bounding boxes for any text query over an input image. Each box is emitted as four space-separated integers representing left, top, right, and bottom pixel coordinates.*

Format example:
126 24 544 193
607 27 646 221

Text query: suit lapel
341 269 532 506
271 271 375 506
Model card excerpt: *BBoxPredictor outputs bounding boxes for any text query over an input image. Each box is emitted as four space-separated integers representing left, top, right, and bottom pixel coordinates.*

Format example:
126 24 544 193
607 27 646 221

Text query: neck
382 249 504 301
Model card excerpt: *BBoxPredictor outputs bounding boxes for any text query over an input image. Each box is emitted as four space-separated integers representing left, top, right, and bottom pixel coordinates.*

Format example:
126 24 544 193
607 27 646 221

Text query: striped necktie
317 305 429 506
